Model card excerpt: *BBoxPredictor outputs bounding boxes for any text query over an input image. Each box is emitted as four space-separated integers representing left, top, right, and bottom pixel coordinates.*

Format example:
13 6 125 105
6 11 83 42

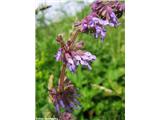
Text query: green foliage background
36 6 125 120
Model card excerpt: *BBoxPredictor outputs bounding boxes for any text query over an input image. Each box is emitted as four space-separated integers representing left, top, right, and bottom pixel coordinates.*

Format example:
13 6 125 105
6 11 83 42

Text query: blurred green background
36 5 125 120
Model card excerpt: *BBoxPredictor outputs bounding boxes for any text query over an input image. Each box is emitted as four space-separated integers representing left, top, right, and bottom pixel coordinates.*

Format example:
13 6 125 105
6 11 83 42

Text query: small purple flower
79 15 108 41
65 53 76 72
109 11 118 27
55 103 60 113
100 29 106 41
92 17 109 26
71 50 96 71
49 78 80 113
89 20 94 27
55 41 96 72
59 100 65 108
55 48 62 61
80 12 98 32
95 26 102 38
89 17 108 41
64 50 96 72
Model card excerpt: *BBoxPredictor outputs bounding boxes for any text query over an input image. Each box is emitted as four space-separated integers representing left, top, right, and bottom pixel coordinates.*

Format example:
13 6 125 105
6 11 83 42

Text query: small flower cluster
49 78 80 113
92 0 125 19
78 12 108 41
55 35 96 72
75 0 125 41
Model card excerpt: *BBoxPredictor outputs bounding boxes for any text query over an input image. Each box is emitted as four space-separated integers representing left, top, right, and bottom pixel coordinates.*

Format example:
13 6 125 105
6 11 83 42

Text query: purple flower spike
74 0 125 41
78 14 109 41
52 0 125 116
55 40 96 72
49 78 80 113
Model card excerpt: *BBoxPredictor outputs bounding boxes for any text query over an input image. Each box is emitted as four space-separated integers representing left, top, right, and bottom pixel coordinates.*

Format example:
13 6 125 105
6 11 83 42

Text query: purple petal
67 63 76 72
69 103 74 108
55 103 60 113
55 48 62 61
109 22 115 27
74 55 81 61
92 17 108 26
101 30 106 41
82 52 96 61
89 21 94 27
82 23 88 30
66 106 72 113
70 103 78 109
73 98 80 105
67 58 74 65
59 100 65 108
87 64 92 70
95 26 101 34
95 32 99 38
110 12 115 18
109 12 119 26
90 55 96 60
84 52 92 56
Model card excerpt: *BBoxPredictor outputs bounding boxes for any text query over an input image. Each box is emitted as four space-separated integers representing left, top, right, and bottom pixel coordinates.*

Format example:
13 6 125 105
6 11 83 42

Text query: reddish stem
58 64 66 92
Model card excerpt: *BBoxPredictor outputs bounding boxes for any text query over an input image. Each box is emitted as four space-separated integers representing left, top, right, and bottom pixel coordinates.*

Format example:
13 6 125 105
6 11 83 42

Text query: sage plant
49 0 125 119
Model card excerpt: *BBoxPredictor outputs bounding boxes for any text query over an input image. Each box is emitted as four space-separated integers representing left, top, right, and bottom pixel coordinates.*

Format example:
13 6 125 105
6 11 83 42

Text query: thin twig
58 64 66 92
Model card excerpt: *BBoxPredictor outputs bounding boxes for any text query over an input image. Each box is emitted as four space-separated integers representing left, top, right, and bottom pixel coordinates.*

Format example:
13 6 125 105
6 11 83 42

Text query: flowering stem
58 29 80 92
50 0 125 115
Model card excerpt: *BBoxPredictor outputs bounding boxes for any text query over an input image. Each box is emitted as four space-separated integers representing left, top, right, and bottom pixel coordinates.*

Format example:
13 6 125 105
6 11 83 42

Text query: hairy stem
70 29 80 42
69 29 80 48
